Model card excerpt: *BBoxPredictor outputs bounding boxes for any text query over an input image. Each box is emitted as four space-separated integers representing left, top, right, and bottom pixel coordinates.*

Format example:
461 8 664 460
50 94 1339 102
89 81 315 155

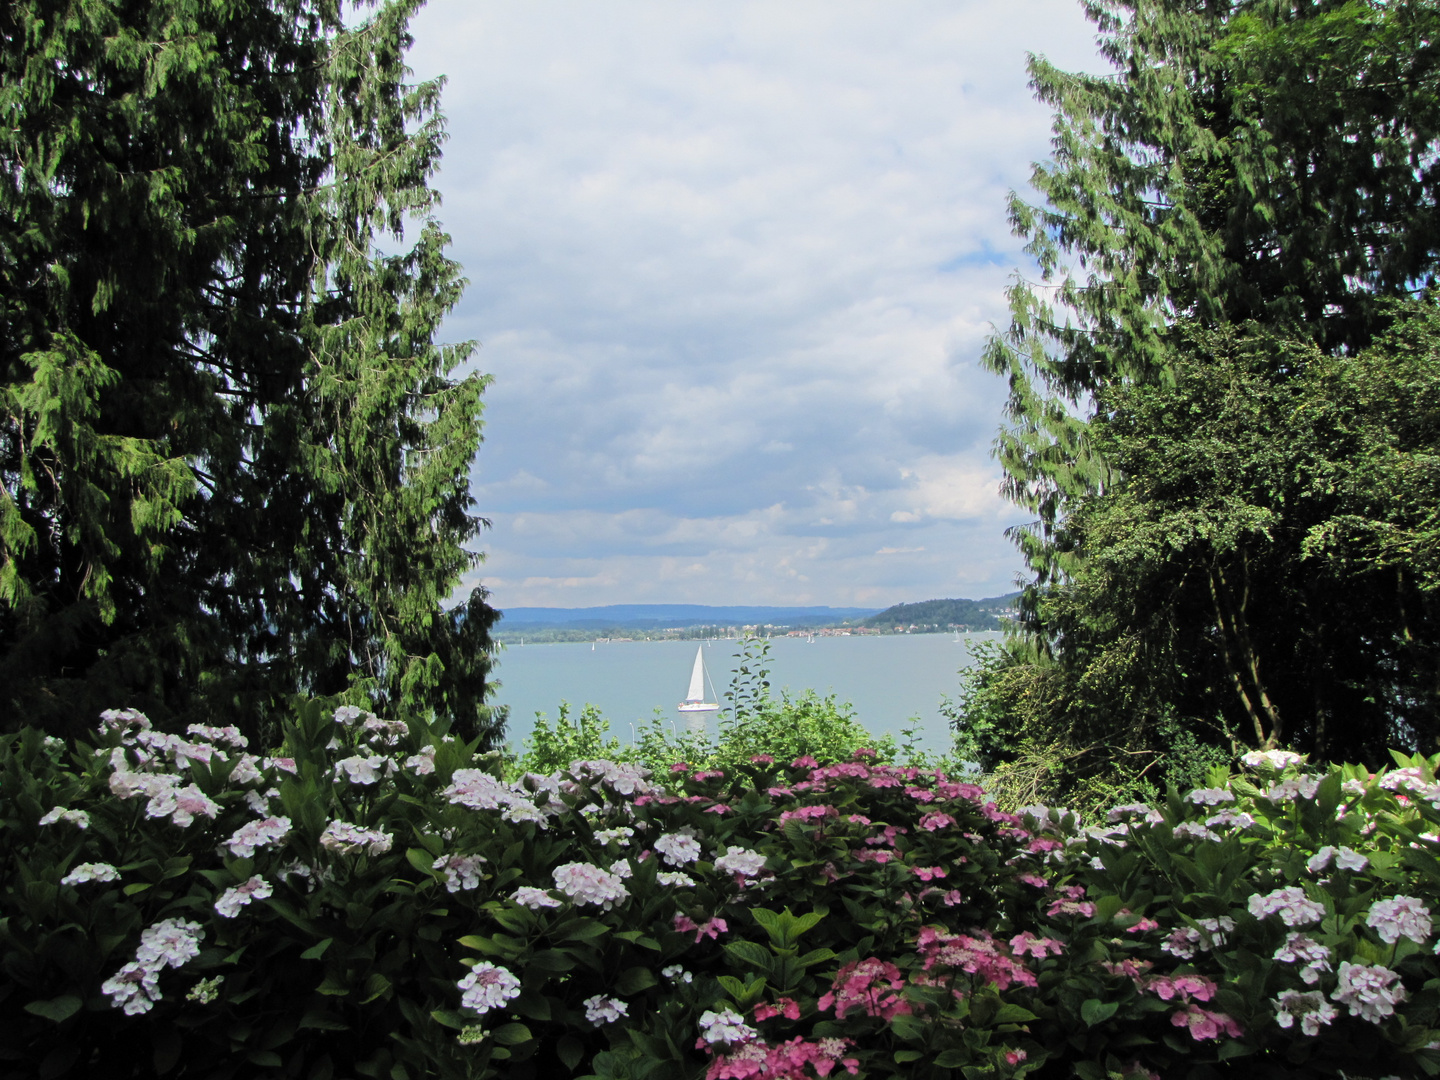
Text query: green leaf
562 919 609 943
300 938 333 960
934 1050 969 1068
406 849 438 876
794 948 837 968
557 1035 584 1071
893 1051 924 1064
24 996 81 1023
992 1003 1039 1024
492 1023 532 1046
360 974 391 1003
722 940 774 974
615 966 657 995
299 1012 349 1031
1081 999 1119 1026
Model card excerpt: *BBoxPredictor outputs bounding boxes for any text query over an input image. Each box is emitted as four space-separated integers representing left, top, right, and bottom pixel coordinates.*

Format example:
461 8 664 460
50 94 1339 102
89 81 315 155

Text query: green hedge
3 706 1439 1079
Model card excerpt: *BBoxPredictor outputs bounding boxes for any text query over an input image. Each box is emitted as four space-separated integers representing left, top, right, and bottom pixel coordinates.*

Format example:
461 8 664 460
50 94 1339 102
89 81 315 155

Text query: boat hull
677 702 719 713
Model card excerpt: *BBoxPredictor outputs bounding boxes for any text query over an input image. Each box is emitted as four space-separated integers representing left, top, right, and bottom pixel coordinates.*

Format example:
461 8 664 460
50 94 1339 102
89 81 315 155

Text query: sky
403 0 1105 610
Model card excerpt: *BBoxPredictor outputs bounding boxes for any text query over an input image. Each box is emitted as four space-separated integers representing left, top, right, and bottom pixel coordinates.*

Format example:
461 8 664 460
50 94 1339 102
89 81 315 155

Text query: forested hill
856 594 1019 631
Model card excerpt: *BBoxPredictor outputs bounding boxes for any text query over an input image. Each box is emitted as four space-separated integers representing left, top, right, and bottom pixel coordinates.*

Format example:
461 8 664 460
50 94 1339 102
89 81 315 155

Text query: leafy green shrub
514 637 902 780
6 705 1440 1080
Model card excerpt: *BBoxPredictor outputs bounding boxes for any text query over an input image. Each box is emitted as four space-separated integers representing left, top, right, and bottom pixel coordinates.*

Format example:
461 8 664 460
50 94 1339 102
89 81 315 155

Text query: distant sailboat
677 645 720 714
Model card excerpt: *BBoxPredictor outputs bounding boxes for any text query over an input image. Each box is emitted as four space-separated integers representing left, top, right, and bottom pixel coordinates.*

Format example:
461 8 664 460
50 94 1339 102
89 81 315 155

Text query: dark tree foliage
987 0 1440 581
967 0 1440 786
0 0 502 743
1061 311 1440 762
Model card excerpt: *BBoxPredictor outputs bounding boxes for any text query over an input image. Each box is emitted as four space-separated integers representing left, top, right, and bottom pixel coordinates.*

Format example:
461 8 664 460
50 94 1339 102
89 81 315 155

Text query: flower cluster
214 876 273 918
1332 962 1407 1024
433 854 488 893
457 962 522 1014
583 994 629 1025
552 862 628 909
101 918 204 1015
319 820 394 855
1247 886 1325 927
1366 896 1432 945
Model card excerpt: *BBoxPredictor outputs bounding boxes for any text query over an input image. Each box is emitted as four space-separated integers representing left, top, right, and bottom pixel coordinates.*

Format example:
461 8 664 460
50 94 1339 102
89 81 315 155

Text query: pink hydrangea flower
1171 1004 1242 1041
753 997 801 1022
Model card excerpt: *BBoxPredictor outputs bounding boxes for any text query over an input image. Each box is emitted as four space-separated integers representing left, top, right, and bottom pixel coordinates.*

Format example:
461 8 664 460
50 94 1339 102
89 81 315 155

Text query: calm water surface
492 632 1001 754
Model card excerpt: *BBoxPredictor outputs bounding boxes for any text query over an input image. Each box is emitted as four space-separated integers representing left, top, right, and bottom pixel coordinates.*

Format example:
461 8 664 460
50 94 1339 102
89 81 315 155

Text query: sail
685 646 707 702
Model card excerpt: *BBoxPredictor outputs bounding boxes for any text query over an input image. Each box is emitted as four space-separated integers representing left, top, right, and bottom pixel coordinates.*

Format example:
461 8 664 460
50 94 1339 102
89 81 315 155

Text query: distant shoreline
495 626 1002 645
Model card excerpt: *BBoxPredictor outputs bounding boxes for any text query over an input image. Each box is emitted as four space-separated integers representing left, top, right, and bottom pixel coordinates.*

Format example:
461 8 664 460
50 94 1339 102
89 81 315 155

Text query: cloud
407 0 1102 607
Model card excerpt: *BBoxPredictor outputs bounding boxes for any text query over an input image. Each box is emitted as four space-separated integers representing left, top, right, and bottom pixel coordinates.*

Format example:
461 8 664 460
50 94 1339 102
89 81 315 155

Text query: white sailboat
677 645 720 713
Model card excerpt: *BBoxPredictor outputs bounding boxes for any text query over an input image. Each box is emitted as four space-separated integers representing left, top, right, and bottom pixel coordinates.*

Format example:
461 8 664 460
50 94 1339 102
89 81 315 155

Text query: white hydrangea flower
101 962 161 1015
654 830 702 867
433 854 487 893
697 1008 757 1046
215 876 273 918
443 769 516 810
1248 886 1326 927
1332 961 1407 1024
98 708 152 736
1273 932 1332 984
458 962 522 1013
1241 749 1304 770
609 859 633 879
39 807 90 829
332 705 367 726
361 716 409 746
187 724 249 749
583 994 629 1024
501 800 553 828
552 863 628 909
1198 916 1235 945
226 816 292 858
511 886 562 910
228 753 264 786
1307 845 1369 873
1266 776 1321 801
319 820 393 855
1206 809 1256 830
62 862 119 886
1274 989 1338 1035
714 847 769 878
1106 802 1164 825
168 784 222 828
656 871 696 888
661 964 693 983
405 745 436 775
135 918 204 971
1187 787 1235 806
335 754 388 786
1367 896 1432 945
593 827 635 846
1173 822 1221 842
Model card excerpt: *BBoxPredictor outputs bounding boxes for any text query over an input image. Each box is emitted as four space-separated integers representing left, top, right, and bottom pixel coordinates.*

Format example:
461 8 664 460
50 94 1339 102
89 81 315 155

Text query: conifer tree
969 0 1440 778
0 0 501 742
988 0 1440 582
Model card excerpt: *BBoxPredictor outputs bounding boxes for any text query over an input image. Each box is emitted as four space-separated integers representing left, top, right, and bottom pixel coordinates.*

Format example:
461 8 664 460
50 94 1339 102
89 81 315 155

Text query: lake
490 631 1002 754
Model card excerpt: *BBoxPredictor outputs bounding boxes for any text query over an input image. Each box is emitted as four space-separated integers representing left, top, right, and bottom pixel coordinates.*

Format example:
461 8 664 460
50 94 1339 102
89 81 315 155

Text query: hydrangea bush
4 710 1440 1079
